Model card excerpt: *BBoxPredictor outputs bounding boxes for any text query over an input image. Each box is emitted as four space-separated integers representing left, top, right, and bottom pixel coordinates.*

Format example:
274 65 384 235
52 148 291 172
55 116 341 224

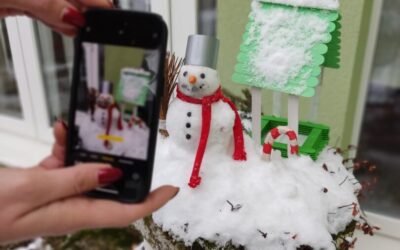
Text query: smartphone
66 8 167 203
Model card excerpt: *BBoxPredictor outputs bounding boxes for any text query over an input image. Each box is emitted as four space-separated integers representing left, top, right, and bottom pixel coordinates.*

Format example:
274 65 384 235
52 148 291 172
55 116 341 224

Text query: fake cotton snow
259 0 340 10
245 1 332 95
150 135 361 250
14 238 52 250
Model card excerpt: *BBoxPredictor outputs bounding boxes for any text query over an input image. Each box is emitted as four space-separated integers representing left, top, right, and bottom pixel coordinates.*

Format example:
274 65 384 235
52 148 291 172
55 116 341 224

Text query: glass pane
34 22 74 123
198 0 217 36
356 0 400 219
116 0 151 11
0 20 22 118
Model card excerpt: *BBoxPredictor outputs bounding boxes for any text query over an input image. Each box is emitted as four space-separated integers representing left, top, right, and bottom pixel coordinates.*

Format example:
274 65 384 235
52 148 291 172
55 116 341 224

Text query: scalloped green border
323 14 342 68
232 2 341 97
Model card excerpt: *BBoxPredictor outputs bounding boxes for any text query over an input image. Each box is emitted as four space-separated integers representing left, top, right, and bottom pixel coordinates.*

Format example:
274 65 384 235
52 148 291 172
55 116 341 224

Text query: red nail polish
56 118 68 130
61 7 85 27
61 120 68 130
98 168 123 185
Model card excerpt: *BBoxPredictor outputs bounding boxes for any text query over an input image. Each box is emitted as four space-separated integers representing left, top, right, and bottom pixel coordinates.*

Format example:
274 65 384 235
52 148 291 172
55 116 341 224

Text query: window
198 0 217 36
356 0 400 219
35 22 74 123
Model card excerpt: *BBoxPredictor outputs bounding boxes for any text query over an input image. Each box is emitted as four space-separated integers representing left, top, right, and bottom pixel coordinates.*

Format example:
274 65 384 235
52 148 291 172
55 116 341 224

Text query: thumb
35 164 122 205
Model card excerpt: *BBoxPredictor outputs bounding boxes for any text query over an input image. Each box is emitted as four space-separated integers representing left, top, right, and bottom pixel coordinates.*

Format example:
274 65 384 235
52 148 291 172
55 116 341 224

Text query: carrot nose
189 75 197 85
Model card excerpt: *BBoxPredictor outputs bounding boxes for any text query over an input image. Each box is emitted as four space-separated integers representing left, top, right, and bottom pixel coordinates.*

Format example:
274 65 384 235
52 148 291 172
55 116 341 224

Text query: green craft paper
232 2 341 97
323 14 342 68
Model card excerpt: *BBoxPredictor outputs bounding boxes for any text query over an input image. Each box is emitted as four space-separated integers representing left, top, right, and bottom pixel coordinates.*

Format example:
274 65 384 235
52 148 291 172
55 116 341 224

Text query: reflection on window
0 21 22 118
198 0 217 36
357 0 400 219
34 22 73 123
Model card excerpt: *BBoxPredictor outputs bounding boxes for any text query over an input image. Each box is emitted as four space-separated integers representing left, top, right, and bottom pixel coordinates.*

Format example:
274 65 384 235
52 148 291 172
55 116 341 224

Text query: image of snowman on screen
78 80 126 156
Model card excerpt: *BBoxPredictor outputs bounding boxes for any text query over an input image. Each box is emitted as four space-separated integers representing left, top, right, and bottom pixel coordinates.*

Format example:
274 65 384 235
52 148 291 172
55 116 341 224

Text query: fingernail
56 118 68 130
171 187 180 199
98 168 123 185
61 7 85 27
109 0 116 8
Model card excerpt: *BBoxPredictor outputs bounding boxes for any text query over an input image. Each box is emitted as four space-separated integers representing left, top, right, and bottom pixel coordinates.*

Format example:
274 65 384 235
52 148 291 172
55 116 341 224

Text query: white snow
151 135 361 250
259 0 340 10
13 238 52 250
77 111 150 160
245 1 332 95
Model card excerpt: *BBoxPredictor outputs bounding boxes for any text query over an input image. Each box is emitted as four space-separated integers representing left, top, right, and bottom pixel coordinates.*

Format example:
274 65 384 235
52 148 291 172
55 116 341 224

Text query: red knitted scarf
177 87 247 188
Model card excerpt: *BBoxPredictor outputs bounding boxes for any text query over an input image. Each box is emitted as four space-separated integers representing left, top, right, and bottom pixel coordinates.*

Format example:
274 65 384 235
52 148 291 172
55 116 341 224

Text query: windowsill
355 212 400 249
0 131 51 168
363 211 400 240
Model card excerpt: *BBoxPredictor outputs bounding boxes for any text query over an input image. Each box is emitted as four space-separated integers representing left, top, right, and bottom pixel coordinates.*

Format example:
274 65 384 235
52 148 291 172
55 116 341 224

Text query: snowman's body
166 64 236 153
167 100 235 152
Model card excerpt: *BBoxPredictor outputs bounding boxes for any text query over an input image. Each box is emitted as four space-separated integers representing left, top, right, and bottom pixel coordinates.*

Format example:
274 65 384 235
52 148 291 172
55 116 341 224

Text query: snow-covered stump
143 135 362 250
134 217 244 250
133 217 357 250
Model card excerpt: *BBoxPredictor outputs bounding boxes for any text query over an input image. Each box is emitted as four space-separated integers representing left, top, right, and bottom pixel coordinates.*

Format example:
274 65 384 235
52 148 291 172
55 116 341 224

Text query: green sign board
232 1 341 97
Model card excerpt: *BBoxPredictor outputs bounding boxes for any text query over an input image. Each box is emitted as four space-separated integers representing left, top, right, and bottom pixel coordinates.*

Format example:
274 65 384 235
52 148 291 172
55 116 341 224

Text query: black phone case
65 9 167 203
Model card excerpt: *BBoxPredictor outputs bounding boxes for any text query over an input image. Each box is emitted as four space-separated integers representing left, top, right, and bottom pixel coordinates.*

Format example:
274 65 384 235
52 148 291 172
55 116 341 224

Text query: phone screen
72 42 161 164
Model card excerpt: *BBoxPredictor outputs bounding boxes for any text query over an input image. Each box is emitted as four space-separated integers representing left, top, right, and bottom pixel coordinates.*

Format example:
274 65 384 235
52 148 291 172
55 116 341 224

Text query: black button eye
200 73 206 79
183 71 188 77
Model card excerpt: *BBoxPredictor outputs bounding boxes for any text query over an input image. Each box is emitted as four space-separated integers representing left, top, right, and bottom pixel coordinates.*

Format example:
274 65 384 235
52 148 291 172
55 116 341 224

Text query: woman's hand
0 0 113 36
0 121 179 244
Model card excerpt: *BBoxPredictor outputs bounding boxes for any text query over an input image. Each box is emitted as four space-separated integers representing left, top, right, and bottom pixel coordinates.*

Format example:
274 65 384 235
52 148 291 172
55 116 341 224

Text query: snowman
166 35 247 188
79 81 126 155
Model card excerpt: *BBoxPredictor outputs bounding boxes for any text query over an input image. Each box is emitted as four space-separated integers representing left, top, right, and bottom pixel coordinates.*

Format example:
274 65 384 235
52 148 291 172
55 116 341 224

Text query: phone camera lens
152 33 158 39
86 27 91 32
118 30 124 35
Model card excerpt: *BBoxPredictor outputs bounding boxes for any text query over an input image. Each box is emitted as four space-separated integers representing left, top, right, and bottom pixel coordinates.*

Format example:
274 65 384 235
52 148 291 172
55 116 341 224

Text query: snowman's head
96 93 114 109
178 65 220 98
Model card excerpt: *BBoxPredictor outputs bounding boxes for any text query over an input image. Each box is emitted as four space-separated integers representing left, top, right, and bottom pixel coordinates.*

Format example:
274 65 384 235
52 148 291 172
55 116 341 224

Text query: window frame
0 18 36 137
16 16 55 143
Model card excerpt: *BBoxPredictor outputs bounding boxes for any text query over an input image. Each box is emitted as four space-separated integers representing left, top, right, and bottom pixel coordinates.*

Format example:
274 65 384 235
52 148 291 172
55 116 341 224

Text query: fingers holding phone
0 165 178 243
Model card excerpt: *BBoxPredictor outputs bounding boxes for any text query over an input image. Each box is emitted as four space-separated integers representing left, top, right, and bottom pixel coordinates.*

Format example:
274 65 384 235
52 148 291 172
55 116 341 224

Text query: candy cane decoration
263 126 299 161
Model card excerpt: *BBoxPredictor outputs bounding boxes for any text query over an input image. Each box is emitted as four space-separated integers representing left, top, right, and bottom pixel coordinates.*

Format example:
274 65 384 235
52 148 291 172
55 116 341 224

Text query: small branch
338 203 355 209
257 229 268 238
226 200 243 212
339 176 349 186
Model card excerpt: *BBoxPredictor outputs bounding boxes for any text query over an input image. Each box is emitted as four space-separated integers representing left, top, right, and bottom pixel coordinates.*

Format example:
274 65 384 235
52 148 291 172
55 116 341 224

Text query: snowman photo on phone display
79 80 126 155
75 42 153 160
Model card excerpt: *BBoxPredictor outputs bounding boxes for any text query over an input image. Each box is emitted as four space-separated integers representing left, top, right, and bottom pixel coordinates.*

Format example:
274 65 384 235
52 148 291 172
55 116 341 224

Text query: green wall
104 45 144 89
217 0 373 147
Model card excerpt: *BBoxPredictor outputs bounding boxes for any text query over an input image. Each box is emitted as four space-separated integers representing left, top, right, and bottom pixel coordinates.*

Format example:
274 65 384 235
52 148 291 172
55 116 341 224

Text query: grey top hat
185 34 220 69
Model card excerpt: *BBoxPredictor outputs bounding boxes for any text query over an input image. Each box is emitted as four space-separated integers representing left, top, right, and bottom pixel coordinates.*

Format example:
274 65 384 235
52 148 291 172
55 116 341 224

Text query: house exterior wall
217 0 373 148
